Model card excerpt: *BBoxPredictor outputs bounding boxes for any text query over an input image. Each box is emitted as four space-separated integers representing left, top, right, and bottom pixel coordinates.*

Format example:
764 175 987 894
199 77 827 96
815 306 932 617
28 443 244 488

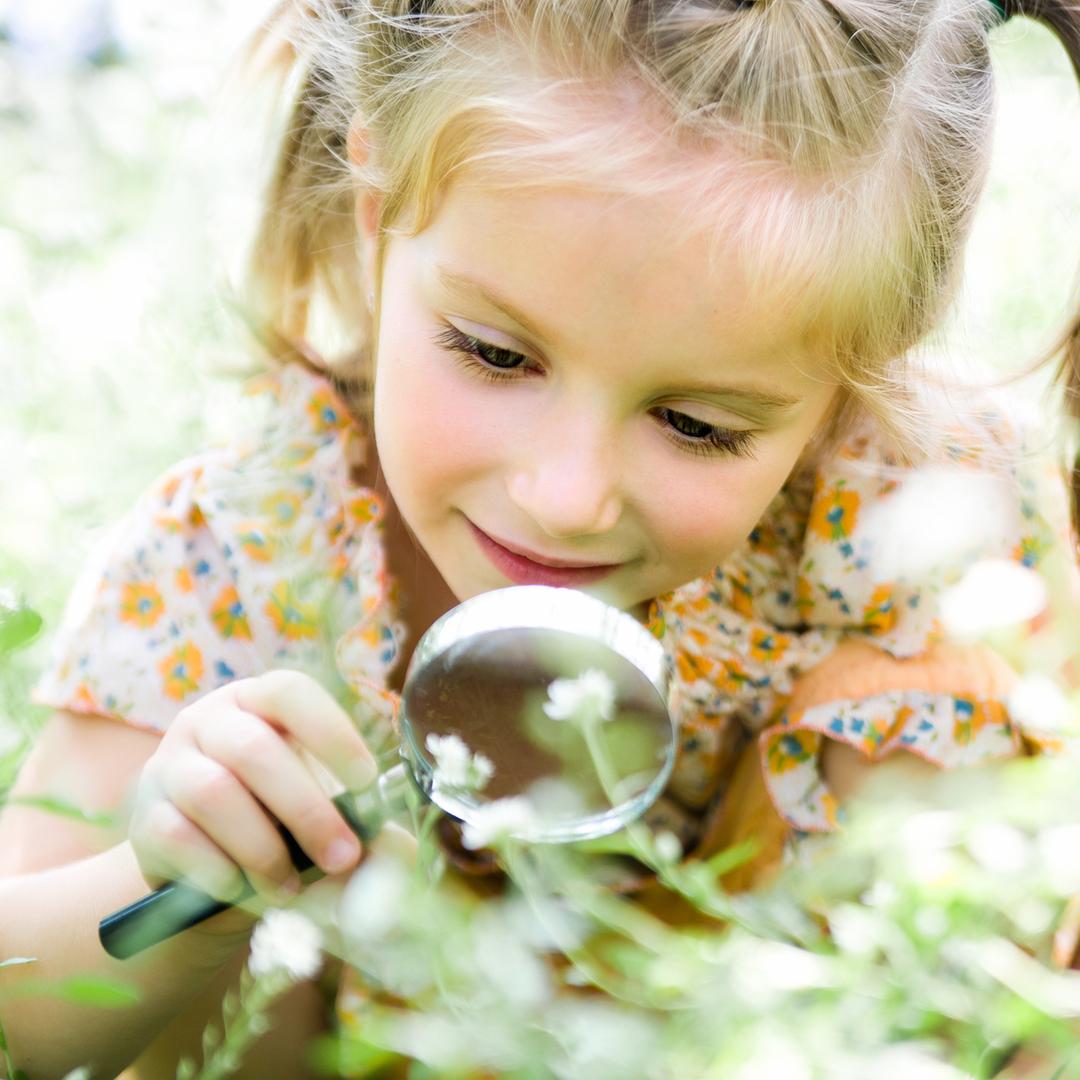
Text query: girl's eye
433 323 758 460
433 325 534 382
651 407 758 460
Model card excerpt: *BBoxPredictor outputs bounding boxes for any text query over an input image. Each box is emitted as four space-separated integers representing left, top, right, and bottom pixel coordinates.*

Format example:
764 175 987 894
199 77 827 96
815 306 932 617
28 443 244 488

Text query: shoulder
32 361 394 732
794 392 1053 654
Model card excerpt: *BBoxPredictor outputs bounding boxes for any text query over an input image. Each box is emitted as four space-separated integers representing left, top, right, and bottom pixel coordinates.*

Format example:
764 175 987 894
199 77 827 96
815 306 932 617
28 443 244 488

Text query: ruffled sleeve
651 408 1063 839
32 362 405 744
755 412 1060 832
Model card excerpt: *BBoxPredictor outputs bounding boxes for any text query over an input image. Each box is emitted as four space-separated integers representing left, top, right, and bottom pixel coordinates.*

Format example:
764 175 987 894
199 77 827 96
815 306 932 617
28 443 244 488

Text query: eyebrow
433 263 803 416
436 264 550 341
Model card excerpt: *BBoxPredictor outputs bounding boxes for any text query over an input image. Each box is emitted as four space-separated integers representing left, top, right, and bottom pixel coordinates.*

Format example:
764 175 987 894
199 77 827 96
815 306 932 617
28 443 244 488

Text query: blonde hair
243 0 1073 468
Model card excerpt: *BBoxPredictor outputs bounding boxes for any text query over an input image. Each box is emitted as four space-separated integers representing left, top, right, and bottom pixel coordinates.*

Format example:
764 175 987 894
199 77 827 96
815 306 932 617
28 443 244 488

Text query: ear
346 118 381 301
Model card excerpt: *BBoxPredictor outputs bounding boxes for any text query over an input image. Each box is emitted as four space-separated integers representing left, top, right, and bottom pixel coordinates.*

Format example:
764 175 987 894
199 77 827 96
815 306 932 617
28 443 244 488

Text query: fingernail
279 873 302 898
323 836 360 873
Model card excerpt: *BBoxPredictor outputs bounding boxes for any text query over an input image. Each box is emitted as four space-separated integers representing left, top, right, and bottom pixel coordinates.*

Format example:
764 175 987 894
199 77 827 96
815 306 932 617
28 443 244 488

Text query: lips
468 521 621 587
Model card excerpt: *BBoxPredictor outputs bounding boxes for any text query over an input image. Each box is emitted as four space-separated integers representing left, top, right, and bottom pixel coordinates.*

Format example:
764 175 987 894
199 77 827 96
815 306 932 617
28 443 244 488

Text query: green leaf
702 838 760 878
221 986 240 1024
0 1014 30 1079
10 975 141 1007
175 1055 198 1080
310 1033 402 1077
249 1013 271 1036
0 604 42 655
0 957 37 969
200 1021 222 1060
56 976 141 1007
8 795 115 829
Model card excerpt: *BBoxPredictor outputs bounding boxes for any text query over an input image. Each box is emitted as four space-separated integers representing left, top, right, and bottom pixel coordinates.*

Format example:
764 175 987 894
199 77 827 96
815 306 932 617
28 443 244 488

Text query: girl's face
368 178 839 614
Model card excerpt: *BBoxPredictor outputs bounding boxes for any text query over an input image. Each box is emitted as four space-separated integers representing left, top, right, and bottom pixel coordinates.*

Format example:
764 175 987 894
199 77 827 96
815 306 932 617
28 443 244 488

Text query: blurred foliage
0 0 272 785
306 757 1080 1079
1 5 1080 1078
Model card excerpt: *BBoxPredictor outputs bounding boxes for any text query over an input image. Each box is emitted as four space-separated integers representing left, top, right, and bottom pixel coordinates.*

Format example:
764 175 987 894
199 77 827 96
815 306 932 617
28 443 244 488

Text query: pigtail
1001 0 1080 540
235 1 376 420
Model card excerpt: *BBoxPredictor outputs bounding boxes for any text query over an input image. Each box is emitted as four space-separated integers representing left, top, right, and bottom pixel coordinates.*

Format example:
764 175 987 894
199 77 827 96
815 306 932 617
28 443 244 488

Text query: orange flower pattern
158 642 204 701
118 582 164 629
33 364 406 735
808 479 860 542
210 585 252 641
265 581 320 642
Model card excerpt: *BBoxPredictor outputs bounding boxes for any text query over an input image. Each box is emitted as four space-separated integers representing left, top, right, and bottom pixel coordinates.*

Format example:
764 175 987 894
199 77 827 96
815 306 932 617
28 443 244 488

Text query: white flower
829 904 882 956
248 908 323 981
472 906 552 1008
545 999 662 1075
940 558 1047 638
542 669 616 725
460 796 538 849
867 1046 969 1080
859 467 1017 581
340 854 411 942
1038 823 1080 895
425 733 494 792
652 830 682 865
966 821 1031 876
1008 673 1074 735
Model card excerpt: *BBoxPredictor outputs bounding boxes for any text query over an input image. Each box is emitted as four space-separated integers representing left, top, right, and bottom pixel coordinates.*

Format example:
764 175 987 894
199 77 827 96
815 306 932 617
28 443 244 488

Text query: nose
505 414 623 539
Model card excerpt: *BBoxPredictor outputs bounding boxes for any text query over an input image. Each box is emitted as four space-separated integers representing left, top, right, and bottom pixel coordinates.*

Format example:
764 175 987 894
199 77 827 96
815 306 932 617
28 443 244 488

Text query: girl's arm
0 711 327 1080
0 838 253 1079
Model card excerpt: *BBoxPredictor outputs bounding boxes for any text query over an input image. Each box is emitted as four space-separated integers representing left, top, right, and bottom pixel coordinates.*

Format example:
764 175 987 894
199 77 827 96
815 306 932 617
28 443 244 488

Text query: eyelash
432 324 758 461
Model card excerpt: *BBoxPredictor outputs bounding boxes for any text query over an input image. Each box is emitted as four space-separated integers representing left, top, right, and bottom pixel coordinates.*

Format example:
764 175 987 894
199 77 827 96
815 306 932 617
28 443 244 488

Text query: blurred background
1 3 1079 788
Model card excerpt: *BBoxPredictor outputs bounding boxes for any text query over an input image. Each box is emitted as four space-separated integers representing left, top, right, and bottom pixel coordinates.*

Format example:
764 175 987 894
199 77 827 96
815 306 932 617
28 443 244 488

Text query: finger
296 823 419 931
163 752 302 900
193 709 362 875
132 800 249 904
232 671 377 791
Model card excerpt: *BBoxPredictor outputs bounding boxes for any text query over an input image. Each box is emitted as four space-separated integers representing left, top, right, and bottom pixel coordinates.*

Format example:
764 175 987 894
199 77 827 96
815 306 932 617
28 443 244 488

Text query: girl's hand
129 670 378 923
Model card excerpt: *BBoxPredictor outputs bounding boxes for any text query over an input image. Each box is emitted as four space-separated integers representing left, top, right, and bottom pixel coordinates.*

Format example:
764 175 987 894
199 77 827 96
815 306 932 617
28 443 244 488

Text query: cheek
648 469 771 558
642 434 813 568
373 338 508 503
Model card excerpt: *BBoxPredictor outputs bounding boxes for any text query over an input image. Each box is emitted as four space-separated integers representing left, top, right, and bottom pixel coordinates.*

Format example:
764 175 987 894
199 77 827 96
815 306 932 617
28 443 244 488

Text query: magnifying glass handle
99 766 411 960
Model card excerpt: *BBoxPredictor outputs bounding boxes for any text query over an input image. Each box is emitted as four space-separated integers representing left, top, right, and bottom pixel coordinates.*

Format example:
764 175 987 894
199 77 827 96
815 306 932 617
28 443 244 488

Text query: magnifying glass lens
403 626 673 843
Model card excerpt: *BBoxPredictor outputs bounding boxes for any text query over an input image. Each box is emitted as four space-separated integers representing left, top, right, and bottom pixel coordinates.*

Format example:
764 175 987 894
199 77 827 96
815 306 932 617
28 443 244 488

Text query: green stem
195 972 289 1080
579 715 765 935
0 1012 24 1080
501 842 676 1010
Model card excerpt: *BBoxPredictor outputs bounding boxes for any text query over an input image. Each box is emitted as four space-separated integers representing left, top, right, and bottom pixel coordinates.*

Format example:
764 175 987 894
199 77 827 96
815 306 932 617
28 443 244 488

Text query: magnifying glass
99 585 674 959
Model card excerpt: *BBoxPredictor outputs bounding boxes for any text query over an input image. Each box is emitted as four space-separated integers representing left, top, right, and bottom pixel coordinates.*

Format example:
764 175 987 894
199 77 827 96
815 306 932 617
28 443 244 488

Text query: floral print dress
31 361 1062 1026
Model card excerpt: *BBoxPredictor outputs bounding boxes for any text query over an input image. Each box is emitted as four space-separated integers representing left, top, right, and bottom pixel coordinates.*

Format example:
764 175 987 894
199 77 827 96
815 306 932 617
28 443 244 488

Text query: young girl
2 0 1078 1075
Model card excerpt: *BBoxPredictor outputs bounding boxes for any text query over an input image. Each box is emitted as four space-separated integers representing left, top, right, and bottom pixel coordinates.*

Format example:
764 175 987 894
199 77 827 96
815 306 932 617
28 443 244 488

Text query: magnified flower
542 668 616 726
461 796 538 849
248 908 323 981
425 733 494 792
